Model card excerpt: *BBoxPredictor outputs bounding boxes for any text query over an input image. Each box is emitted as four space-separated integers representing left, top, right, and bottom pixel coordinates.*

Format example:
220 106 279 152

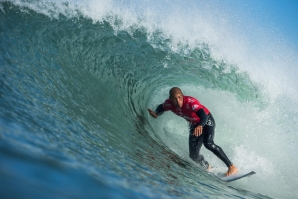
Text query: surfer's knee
204 142 217 151
190 154 209 169
189 153 204 162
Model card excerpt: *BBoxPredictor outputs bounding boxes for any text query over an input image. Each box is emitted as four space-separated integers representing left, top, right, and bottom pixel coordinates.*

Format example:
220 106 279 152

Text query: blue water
1 1 298 199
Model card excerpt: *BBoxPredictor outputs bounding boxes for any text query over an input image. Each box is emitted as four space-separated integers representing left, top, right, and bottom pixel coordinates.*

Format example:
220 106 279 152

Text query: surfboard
210 167 256 182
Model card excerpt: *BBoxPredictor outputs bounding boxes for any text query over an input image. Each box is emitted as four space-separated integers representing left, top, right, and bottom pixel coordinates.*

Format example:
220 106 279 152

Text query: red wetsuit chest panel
162 96 210 124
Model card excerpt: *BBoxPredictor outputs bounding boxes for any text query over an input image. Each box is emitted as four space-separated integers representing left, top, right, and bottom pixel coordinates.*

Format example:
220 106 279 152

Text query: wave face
1 1 298 199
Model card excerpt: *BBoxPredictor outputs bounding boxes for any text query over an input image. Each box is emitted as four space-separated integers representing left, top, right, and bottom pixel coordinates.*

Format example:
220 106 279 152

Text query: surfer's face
170 93 183 108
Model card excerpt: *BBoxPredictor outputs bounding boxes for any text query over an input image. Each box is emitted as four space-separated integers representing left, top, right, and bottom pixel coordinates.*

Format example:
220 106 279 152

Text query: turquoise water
1 1 298 199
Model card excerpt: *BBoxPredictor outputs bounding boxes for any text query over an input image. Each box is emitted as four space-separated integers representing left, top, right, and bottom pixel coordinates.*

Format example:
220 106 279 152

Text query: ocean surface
1 1 298 199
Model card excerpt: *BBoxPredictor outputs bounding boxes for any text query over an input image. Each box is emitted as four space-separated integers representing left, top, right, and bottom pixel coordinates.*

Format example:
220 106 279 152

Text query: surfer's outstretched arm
147 108 158 118
148 104 164 118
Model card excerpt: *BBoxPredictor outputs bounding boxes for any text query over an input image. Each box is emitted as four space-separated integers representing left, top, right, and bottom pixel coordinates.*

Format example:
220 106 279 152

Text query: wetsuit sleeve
155 104 164 116
195 108 208 126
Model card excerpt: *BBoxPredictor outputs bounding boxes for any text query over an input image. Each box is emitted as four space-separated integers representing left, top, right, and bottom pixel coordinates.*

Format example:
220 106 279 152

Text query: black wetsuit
155 104 232 169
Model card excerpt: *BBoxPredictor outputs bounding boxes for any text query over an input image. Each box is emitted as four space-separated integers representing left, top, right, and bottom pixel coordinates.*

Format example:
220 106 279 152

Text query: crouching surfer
148 87 238 176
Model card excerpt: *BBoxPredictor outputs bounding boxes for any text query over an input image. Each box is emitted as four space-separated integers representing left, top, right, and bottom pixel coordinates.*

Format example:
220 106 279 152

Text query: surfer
147 87 238 176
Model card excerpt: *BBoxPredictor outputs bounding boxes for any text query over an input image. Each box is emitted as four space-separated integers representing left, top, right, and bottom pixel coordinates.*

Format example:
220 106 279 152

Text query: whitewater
1 0 298 198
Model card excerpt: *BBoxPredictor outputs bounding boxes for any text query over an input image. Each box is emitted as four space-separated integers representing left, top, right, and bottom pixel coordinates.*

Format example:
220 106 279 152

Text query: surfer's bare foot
207 164 211 171
225 164 238 176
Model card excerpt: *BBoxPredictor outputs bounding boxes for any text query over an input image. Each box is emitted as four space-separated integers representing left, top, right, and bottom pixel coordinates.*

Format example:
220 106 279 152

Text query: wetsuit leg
189 125 209 169
203 114 232 167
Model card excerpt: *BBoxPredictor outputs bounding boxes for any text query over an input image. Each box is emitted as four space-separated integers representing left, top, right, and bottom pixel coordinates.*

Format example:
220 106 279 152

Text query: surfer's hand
193 125 203 137
148 108 158 118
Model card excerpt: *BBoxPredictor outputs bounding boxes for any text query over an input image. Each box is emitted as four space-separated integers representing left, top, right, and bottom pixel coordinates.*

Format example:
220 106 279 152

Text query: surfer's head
169 87 184 108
